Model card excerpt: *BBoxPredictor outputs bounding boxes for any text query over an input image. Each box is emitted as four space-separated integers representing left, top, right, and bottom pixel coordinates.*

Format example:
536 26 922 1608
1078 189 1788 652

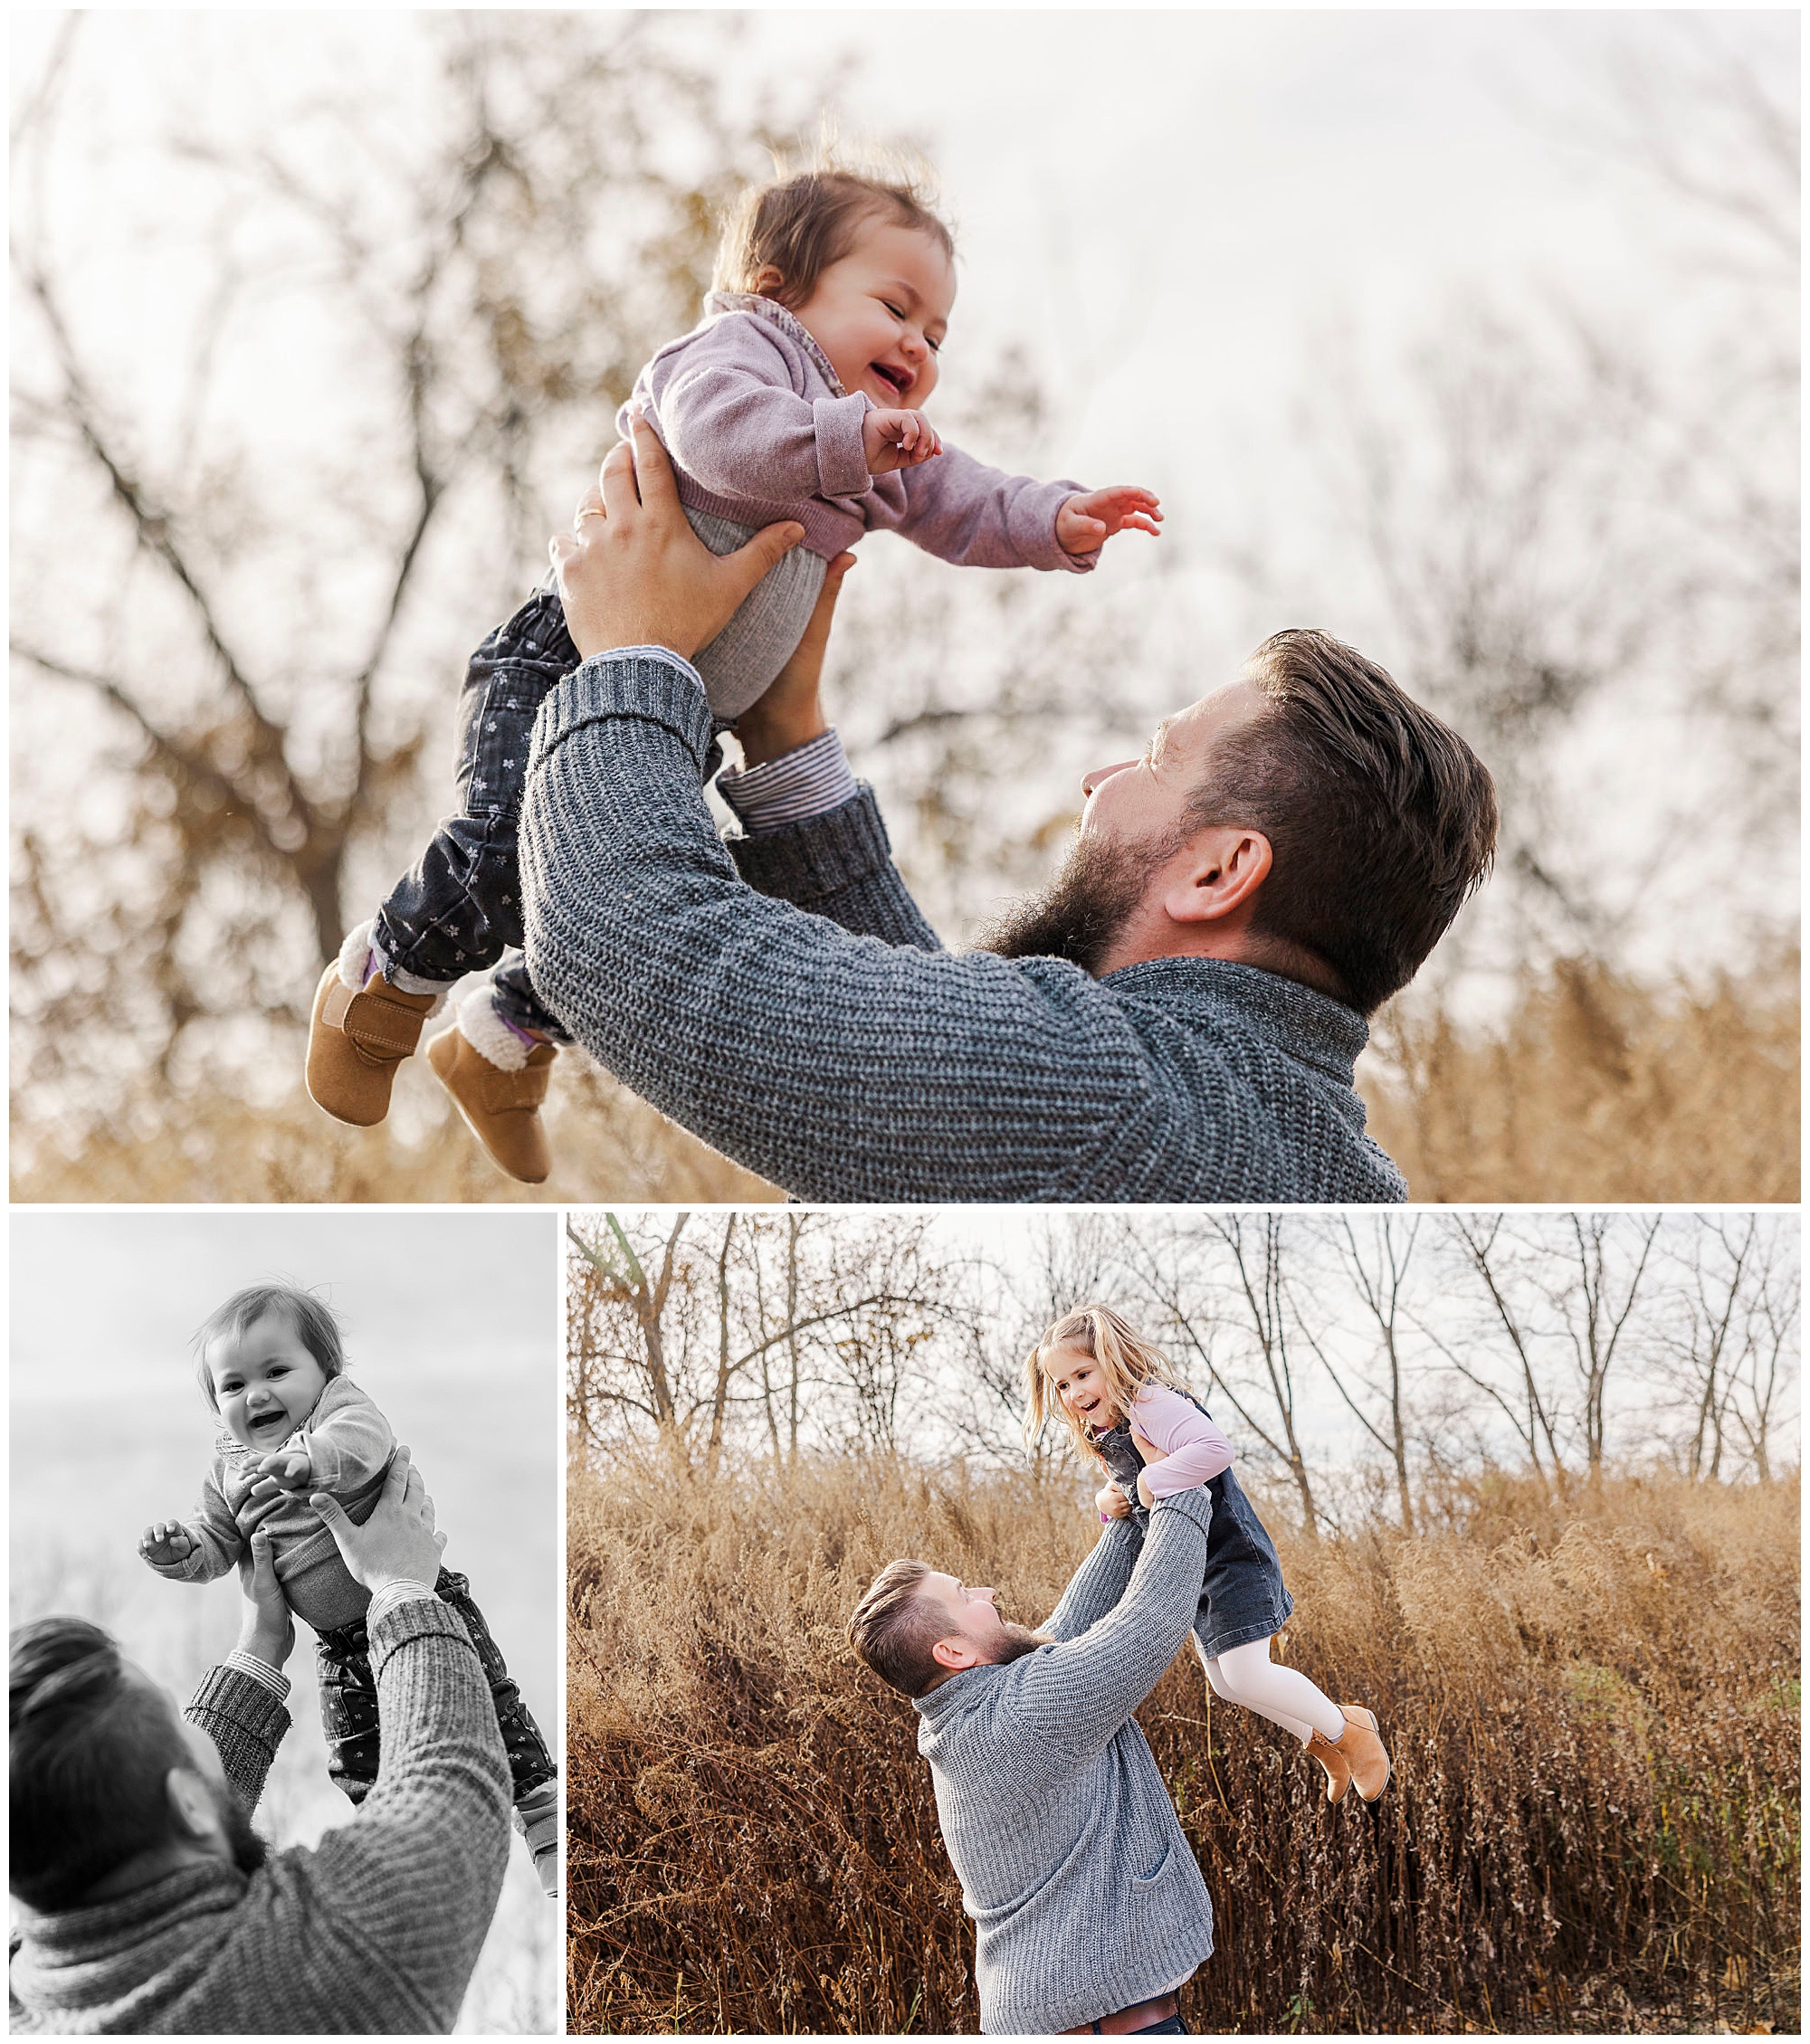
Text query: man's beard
986 1622 1051 1668
973 830 1171 976
215 1783 268 1877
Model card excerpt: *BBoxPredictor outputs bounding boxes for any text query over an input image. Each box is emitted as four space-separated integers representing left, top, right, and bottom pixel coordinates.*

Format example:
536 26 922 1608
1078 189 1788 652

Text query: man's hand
550 413 804 661
1095 1483 1132 1521
139 1521 195 1567
1055 484 1163 556
256 1448 313 1491
310 1446 445 1595
862 405 942 475
1136 1469 1156 1509
734 550 857 767
233 1526 295 1673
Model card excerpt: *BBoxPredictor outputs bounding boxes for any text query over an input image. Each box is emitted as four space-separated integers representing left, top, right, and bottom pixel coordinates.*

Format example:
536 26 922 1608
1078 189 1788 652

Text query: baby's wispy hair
191 1280 347 1409
713 123 956 311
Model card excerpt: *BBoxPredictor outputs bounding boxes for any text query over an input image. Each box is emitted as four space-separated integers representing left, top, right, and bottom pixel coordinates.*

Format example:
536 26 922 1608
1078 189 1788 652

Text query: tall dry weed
1361 952 1800 1202
11 950 1798 1203
8 1065 776 1203
567 1457 1799 2034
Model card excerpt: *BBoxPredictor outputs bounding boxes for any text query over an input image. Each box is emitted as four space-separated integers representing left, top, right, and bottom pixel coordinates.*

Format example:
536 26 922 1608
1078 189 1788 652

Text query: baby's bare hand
863 406 942 475
1056 484 1164 556
257 1448 312 1490
1095 1484 1132 1521
139 1521 195 1566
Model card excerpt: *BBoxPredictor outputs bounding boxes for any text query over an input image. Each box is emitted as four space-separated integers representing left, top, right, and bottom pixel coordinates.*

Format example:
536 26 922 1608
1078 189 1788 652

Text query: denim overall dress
1094 1389 1294 1659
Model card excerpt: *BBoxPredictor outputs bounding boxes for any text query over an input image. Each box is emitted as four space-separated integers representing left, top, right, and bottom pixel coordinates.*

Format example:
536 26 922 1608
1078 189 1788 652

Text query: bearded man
8 1455 512 2035
512 418 1497 1202
847 1481 1218 2033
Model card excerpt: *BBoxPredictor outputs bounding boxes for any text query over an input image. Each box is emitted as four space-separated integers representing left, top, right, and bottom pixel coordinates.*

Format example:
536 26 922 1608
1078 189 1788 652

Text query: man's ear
1161 825 1272 926
166 1767 222 1844
930 1635 984 1675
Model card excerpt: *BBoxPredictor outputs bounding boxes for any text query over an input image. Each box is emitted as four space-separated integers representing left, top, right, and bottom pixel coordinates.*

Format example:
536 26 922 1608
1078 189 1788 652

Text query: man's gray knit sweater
519 651 1408 1203
913 1488 1216 2035
8 1600 511 2034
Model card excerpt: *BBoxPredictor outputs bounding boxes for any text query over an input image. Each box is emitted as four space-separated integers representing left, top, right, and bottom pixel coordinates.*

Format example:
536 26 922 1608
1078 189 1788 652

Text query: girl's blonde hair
1024 1304 1183 1467
713 138 955 310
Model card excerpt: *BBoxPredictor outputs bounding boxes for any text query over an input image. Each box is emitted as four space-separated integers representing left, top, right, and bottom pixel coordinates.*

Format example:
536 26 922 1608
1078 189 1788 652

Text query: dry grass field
567 1453 1799 2035
12 955 1796 1204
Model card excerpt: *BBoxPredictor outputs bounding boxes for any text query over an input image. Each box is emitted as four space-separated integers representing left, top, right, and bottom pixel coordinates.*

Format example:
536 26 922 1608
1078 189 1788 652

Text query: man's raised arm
520 421 1166 1203
1041 1513 1144 1642
1007 1487 1213 1757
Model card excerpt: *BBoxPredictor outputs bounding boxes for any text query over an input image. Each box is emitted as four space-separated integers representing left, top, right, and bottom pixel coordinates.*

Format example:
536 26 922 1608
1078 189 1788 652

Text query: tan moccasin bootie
306 926 444 1127
1305 1726 1354 1804
428 990 557 1184
1331 1705 1391 1802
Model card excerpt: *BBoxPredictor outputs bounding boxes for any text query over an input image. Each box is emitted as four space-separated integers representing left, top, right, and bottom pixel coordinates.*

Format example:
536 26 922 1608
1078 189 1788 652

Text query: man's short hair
10 1617 192 1911
1189 628 1499 1014
846 1559 949 1699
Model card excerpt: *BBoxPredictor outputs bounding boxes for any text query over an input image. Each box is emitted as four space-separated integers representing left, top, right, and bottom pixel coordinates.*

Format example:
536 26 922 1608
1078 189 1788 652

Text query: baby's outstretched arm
138 1520 197 1568
288 1380 396 1496
1055 485 1163 556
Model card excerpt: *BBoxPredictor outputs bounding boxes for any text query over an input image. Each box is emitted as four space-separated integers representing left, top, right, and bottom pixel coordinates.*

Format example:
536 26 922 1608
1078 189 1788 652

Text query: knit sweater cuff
539 650 714 776
187 1660 291 1745
726 784 896 902
1149 1485 1215 1535
367 1592 479 1678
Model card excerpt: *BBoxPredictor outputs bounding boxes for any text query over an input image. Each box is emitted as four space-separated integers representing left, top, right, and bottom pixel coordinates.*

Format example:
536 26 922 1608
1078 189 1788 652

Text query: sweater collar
11 1862 250 2014
1100 955 1370 1083
912 1654 1039 1731
703 290 848 397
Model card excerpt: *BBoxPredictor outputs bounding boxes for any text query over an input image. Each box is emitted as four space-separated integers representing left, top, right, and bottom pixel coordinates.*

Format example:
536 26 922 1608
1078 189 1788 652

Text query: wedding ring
576 506 605 524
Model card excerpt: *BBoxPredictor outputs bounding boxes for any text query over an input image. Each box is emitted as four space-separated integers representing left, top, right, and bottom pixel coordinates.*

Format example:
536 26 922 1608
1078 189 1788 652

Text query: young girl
138 1281 561 1895
1026 1304 1391 1804
305 156 1161 1183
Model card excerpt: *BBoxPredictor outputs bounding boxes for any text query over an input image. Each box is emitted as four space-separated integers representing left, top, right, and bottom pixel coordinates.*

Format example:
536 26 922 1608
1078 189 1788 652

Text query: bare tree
1548 1212 1662 1483
565 1208 969 1467
1220 16 1797 981
10 14 824 1125
1657 1212 1800 1483
1428 1215 1570 1491
1120 1213 1322 1539
1295 1216 1424 1532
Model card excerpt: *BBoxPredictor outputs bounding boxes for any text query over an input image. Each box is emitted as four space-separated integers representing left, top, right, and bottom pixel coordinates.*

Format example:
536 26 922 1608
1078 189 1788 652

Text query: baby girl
138 1282 560 1895
305 157 1161 1184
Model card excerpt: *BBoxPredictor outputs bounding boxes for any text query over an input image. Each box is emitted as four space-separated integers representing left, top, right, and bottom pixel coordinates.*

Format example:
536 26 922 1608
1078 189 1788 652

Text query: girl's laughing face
1044 1347 1119 1432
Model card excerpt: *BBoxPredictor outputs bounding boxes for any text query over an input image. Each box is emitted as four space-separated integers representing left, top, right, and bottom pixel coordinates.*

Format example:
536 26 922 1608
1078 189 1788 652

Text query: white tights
1193 1635 1346 1745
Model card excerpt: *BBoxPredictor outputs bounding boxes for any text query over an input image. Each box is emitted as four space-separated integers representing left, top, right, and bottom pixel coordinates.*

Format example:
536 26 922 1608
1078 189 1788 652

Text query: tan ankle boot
1331 1705 1390 1802
306 947 443 1127
429 1023 557 1184
1305 1726 1354 1803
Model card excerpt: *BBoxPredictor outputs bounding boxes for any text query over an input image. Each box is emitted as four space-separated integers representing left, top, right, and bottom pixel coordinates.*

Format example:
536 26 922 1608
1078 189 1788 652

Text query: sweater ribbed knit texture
913 1488 1218 2035
8 1600 512 2034
519 652 1409 1203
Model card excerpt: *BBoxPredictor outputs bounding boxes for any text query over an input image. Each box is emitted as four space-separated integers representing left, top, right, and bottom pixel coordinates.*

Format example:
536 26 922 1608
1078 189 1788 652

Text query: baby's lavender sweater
621 291 1096 571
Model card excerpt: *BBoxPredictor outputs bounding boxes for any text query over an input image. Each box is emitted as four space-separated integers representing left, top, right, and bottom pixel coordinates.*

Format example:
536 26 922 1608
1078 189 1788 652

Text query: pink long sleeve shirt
620 292 1098 572
1100 1382 1235 1516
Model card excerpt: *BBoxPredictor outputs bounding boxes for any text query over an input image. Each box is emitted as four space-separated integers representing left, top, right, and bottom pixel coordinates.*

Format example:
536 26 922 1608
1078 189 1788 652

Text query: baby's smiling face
205 1310 329 1454
785 217 955 414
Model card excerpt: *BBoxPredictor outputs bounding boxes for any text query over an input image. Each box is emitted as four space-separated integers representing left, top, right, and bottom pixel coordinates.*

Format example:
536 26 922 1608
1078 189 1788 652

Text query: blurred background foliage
9 13 1797 1201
